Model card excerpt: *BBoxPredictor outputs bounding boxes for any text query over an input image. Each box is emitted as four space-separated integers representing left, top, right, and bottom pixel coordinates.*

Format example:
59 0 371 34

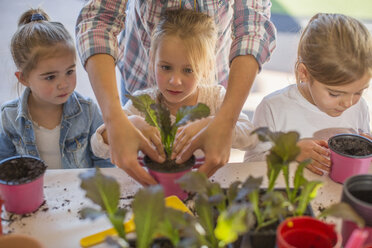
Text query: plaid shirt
76 0 276 94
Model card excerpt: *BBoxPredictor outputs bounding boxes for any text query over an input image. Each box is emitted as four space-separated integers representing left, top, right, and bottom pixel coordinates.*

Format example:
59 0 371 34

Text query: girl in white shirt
245 13 372 175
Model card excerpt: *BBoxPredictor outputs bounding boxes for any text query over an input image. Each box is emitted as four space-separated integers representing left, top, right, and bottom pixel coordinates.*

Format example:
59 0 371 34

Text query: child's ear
297 63 310 83
15 71 28 87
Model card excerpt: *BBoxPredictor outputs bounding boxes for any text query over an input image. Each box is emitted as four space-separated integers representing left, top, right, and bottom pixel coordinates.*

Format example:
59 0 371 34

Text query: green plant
79 168 208 248
249 128 323 227
126 94 210 159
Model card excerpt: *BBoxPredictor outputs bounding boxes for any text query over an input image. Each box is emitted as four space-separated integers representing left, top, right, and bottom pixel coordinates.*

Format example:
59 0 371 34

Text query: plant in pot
79 168 253 248
79 167 201 248
328 133 372 184
0 155 47 214
232 127 322 247
125 93 210 200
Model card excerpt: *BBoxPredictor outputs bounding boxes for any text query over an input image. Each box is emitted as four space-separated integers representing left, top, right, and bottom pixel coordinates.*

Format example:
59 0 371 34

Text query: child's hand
171 117 213 159
297 139 331 175
128 116 165 159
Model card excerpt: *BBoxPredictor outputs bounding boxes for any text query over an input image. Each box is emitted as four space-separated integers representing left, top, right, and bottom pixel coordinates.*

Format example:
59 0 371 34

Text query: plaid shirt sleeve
230 0 277 69
75 0 127 67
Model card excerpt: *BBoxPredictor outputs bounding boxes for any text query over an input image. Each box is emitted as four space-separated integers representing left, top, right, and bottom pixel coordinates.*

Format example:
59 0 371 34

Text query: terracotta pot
0 234 44 248
144 155 195 200
328 134 372 184
0 155 47 214
341 174 372 246
276 216 342 248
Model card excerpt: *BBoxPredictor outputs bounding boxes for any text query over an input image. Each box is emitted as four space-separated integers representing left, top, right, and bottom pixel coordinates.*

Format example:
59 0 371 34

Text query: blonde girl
92 9 257 163
246 13 371 175
0 8 113 169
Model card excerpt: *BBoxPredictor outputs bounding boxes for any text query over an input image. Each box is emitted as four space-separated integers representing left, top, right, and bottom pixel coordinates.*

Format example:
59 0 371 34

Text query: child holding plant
91 9 258 163
0 8 113 169
245 13 372 175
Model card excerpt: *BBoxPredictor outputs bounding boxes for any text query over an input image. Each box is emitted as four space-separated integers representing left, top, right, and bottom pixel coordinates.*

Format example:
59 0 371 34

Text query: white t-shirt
244 84 370 161
91 85 258 159
33 122 62 169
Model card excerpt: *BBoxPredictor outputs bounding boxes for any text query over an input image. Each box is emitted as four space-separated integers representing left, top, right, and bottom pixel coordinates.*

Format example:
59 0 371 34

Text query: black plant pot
341 174 372 246
143 155 195 200
237 188 314 248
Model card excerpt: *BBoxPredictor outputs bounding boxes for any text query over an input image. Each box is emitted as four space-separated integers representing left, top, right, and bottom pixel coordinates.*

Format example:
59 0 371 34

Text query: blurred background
0 0 371 162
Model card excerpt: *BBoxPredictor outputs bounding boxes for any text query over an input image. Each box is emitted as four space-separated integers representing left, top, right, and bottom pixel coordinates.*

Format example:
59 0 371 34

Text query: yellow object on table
80 195 192 247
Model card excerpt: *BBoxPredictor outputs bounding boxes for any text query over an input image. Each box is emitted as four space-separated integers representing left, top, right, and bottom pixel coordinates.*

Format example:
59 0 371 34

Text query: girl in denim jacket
0 8 113 169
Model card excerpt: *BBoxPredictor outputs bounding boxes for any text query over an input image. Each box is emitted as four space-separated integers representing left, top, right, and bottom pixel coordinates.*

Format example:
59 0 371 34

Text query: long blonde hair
295 13 372 85
11 8 75 78
149 9 217 86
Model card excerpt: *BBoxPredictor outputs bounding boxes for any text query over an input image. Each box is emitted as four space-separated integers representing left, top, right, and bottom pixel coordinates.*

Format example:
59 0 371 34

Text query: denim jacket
0 88 114 168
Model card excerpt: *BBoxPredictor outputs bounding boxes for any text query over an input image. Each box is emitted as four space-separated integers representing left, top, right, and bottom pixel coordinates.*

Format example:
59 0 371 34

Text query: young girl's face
19 48 76 107
303 73 370 117
154 35 198 109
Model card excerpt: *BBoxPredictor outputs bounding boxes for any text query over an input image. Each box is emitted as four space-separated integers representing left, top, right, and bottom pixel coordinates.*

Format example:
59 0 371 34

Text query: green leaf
80 207 104 220
226 181 242 204
318 202 365 228
177 171 211 195
79 168 120 214
235 176 262 202
79 168 126 240
291 159 311 202
175 103 210 127
109 208 127 240
195 194 219 248
132 185 165 248
125 94 159 128
295 180 323 216
214 204 252 244
266 153 283 191
271 131 300 162
157 208 190 246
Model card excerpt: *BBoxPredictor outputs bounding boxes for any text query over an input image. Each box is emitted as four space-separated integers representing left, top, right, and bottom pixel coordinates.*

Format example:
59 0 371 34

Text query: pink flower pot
144 156 195 200
0 155 47 214
341 174 372 247
328 134 372 184
276 216 342 248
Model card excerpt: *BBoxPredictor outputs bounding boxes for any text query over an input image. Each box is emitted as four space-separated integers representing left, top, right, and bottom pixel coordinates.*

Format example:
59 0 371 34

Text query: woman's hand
297 139 331 175
128 116 165 159
171 117 213 159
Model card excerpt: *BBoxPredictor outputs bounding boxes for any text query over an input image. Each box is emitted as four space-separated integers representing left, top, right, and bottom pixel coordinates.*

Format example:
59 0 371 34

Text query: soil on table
329 136 372 157
0 157 47 185
144 155 195 173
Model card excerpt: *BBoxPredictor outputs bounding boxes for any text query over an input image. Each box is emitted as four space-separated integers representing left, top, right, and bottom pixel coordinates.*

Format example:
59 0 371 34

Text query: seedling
126 94 210 159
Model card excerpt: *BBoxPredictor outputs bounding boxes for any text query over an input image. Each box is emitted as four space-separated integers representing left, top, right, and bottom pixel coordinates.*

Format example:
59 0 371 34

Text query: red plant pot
277 216 342 248
0 156 46 214
328 134 372 184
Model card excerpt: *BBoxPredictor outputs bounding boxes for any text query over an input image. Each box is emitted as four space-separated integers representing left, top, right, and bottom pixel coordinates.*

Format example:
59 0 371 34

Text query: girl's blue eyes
160 65 193 73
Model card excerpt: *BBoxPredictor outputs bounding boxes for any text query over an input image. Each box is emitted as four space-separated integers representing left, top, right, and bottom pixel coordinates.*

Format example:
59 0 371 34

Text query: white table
1 162 370 248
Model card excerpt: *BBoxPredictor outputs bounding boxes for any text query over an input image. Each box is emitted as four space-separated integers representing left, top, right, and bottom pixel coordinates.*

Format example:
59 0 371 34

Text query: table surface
1 162 370 248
